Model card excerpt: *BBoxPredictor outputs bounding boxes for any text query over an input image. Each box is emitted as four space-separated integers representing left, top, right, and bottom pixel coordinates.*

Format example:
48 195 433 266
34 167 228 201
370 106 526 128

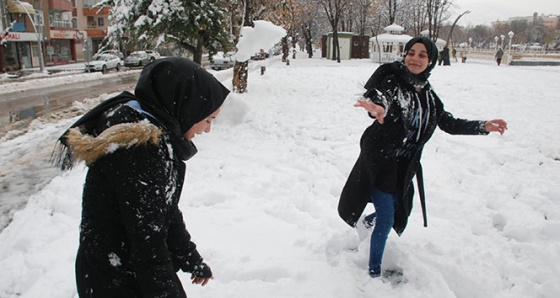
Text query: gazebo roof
370 33 412 43
384 23 405 33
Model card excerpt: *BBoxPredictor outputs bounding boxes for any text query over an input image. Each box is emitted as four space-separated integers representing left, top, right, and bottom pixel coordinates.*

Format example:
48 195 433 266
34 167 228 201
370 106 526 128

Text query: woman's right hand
354 99 386 124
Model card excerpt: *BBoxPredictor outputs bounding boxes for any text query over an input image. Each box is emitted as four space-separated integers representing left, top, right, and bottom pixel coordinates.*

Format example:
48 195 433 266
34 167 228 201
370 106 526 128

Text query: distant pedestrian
441 47 451 66
496 48 504 66
53 57 230 297
452 48 457 62
460 51 467 63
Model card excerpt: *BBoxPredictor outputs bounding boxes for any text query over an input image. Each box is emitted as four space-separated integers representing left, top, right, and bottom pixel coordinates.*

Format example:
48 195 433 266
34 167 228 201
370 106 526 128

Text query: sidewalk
0 61 86 82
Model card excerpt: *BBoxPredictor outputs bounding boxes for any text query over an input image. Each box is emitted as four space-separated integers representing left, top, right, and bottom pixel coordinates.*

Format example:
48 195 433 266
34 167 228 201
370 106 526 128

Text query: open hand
191 274 213 286
484 119 508 135
354 99 386 124
190 262 213 286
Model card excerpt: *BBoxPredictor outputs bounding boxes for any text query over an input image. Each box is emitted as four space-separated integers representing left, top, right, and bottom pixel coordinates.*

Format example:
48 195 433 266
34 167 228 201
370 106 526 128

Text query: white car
211 52 236 70
145 50 161 63
85 54 122 74
124 51 151 67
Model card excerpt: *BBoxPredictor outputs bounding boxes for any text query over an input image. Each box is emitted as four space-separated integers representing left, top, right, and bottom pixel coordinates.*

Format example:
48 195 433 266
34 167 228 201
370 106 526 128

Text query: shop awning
7 0 36 15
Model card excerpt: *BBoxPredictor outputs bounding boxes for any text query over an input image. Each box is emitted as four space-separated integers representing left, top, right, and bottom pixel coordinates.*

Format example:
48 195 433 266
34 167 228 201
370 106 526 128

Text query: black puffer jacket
338 62 488 235
71 104 201 297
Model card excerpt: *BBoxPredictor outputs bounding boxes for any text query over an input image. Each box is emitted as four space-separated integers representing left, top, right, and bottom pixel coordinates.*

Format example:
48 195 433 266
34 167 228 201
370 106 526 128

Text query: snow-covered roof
370 33 412 43
384 23 405 34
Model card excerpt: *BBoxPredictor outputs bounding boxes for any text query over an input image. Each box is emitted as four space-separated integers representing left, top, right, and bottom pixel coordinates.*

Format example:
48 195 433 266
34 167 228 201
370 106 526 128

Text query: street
0 70 140 137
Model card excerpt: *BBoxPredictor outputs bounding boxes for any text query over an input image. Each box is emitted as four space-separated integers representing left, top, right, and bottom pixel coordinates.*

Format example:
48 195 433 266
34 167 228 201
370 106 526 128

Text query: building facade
0 0 109 73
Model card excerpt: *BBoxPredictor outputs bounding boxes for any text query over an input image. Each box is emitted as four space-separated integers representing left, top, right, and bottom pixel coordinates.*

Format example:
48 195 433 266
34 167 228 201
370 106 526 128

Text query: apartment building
0 0 109 73
505 13 560 29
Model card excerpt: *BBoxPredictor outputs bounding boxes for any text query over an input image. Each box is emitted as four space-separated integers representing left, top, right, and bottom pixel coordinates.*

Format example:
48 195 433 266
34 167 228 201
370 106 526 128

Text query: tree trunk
332 30 341 62
232 0 252 93
281 36 289 62
233 61 249 93
302 24 313 58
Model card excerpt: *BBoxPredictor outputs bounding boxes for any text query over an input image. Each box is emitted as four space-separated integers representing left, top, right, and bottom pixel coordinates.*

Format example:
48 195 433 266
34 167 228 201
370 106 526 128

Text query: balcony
82 6 110 16
49 0 73 12
86 28 106 38
50 20 73 28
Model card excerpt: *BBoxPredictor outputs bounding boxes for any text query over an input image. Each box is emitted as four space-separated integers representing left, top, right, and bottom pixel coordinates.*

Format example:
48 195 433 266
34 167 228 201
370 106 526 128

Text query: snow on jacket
338 62 488 235
54 58 229 297
67 104 202 297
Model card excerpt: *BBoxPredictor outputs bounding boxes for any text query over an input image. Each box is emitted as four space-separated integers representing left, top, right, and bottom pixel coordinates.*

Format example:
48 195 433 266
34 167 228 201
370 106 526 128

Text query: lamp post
507 31 514 64
508 31 514 52
15 0 44 72
500 34 505 48
494 36 499 49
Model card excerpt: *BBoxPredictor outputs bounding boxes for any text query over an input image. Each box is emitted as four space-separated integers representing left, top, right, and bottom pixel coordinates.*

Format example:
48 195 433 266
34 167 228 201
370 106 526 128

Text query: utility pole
0 0 8 29
15 0 45 72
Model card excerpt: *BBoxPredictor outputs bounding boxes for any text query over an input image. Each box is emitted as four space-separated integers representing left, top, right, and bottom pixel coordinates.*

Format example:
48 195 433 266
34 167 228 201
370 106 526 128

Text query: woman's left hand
191 274 213 286
484 119 508 135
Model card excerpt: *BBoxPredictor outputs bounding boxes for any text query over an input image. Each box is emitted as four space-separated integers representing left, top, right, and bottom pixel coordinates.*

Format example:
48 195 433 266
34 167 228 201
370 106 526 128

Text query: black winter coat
71 104 203 297
338 62 487 235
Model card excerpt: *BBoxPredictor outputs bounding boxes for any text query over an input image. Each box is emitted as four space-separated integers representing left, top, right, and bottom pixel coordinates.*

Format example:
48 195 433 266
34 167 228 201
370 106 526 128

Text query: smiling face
404 42 430 75
183 108 221 141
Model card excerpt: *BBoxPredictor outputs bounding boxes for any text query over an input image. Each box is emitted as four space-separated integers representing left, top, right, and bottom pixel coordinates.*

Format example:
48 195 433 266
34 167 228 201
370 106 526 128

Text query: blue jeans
365 188 395 275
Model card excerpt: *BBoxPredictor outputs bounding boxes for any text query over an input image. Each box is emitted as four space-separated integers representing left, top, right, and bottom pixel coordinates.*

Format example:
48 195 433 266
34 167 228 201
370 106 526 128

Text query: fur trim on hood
65 120 162 166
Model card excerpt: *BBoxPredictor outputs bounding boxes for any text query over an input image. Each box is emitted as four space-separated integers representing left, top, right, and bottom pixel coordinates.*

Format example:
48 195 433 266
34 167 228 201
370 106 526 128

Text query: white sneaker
356 215 375 241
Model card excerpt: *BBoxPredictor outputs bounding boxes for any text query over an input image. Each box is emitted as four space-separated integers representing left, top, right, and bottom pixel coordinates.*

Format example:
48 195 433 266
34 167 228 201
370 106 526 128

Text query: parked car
85 54 122 74
124 51 151 67
250 50 268 60
211 52 236 70
93 50 124 60
145 50 161 63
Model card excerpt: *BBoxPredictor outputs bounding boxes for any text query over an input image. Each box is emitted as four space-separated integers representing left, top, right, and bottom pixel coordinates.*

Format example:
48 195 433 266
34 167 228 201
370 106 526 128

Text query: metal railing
50 20 72 28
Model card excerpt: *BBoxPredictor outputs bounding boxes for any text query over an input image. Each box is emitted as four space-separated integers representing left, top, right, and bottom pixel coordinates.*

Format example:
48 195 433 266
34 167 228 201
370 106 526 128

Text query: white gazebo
369 24 412 63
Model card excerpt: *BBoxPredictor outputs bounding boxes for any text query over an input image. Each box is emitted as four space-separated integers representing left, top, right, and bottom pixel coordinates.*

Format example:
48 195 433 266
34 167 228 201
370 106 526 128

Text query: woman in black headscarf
338 37 507 278
53 57 229 297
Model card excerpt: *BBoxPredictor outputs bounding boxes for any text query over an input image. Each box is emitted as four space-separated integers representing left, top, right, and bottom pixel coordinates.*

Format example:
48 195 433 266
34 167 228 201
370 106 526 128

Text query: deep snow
0 53 559 298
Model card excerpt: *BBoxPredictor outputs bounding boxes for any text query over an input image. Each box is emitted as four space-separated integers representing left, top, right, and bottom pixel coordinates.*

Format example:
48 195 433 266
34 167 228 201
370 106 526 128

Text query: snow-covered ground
0 53 559 298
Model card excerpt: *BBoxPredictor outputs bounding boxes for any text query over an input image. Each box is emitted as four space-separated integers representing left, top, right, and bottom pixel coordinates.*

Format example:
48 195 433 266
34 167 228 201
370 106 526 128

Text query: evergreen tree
106 0 231 64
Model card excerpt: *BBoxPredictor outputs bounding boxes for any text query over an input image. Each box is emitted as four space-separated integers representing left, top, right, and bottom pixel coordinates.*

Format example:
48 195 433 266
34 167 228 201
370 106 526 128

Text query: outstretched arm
354 99 386 124
484 119 508 135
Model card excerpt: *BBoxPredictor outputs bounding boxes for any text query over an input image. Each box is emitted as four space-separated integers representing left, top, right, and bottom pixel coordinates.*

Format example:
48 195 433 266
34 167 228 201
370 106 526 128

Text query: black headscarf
402 36 439 80
134 57 229 135
53 57 230 169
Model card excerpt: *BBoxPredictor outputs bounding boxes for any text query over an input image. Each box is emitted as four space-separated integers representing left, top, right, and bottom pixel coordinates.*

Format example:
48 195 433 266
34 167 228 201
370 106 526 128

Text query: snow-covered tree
106 0 231 64
230 0 288 93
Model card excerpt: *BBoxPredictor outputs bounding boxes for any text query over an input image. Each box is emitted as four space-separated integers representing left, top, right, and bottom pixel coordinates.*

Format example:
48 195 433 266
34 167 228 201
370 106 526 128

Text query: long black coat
70 105 203 297
338 62 487 235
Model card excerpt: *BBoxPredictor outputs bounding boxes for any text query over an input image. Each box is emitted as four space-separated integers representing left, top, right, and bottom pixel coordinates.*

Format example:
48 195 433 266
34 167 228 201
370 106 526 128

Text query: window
87 16 95 27
97 18 104 26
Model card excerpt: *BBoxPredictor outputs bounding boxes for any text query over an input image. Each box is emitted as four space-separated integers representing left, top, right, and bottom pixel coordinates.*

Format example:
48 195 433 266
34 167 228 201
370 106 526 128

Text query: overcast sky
451 0 560 26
